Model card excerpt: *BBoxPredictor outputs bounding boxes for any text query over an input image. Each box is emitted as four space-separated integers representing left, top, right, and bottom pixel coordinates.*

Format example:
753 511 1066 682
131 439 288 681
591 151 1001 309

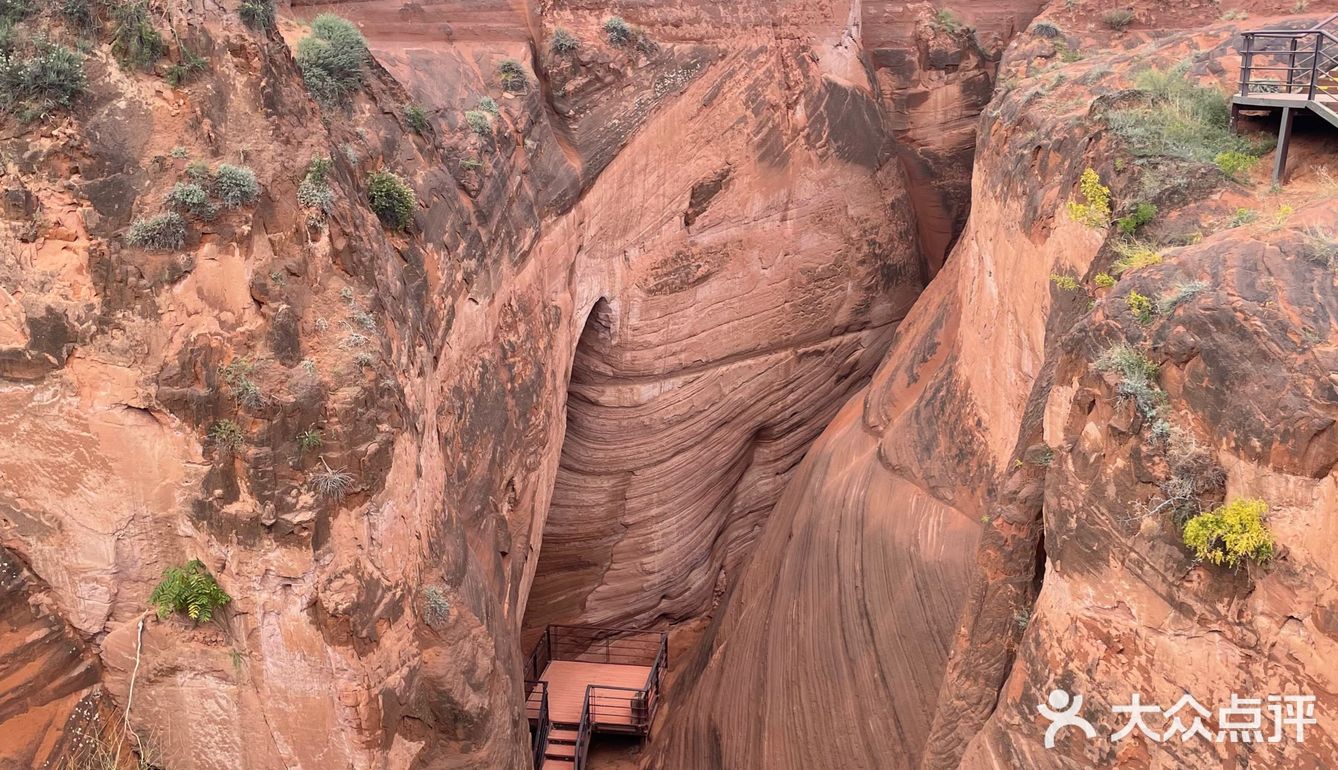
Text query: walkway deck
540 660 652 725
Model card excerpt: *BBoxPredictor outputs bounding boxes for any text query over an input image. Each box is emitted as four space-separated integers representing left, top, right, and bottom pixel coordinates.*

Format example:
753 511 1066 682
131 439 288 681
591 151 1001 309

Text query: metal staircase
1231 13 1338 183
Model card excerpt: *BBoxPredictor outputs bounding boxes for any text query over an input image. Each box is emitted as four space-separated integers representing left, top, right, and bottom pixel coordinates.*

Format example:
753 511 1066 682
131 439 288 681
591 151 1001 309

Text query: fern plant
149 559 231 622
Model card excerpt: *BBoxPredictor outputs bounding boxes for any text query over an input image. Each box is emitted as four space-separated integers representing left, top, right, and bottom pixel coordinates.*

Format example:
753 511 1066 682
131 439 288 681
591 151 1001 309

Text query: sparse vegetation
149 559 231 622
165 181 216 219
1301 226 1336 269
933 8 963 34
298 156 334 214
296 13 368 108
1094 272 1116 288
551 28 578 55
111 1 165 70
1031 20 1061 38
297 428 323 453
209 419 244 452
1049 274 1080 291
1107 66 1272 164
1066 168 1111 228
366 170 416 230
478 95 499 114
498 58 526 92
1221 9 1249 21
0 39 86 118
1101 8 1134 31
1111 240 1162 274
221 358 264 409
1227 207 1257 228
1182 498 1275 568
423 586 450 626
1115 201 1157 235
1096 344 1163 420
165 48 207 87
239 0 274 29
404 104 428 134
60 0 95 32
1214 150 1255 180
213 164 259 207
126 212 186 250
603 15 631 46
1157 279 1207 313
311 457 354 499
465 108 491 136
1126 290 1155 323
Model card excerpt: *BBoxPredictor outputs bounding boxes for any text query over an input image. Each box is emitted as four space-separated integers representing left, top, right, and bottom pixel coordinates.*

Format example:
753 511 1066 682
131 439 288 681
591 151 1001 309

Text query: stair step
542 758 575 770
549 727 579 742
546 742 576 758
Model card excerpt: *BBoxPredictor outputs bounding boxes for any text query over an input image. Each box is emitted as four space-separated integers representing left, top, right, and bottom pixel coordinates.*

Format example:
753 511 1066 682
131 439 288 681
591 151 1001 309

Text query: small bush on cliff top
150 559 231 622
366 170 416 230
1126 290 1155 324
1096 344 1164 420
165 181 216 219
603 16 631 45
1049 274 1080 291
239 0 274 29
0 39 86 118
1108 65 1271 164
933 8 963 34
214 163 260 207
1101 8 1134 31
1066 168 1111 228
1094 272 1116 288
126 211 186 250
209 419 244 452
1115 201 1157 235
465 108 491 136
404 104 428 134
1182 498 1275 568
551 28 578 55
111 1 165 70
1111 240 1162 274
297 13 367 108
498 58 526 92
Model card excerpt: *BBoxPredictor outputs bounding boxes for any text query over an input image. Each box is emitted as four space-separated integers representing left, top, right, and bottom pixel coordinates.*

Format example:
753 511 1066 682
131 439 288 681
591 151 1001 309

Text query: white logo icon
1038 689 1097 748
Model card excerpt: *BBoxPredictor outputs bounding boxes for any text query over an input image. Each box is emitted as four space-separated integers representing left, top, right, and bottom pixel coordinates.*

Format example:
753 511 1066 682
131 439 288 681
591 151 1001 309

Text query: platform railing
1238 14 1338 101
574 690 593 770
524 680 550 769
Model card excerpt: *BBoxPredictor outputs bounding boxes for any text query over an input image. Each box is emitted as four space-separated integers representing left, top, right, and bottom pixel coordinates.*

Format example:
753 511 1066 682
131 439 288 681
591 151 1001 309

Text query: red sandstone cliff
2 0 1335 768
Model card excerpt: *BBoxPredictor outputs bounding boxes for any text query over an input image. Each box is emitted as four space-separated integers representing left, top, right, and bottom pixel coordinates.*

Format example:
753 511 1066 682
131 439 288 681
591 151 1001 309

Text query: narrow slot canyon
3 2 1337 770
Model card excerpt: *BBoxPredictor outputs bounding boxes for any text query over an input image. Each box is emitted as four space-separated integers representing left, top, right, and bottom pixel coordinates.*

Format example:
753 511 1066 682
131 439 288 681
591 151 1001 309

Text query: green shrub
366 170 416 230
1094 272 1116 288
477 96 499 114
1108 66 1271 163
297 427 323 453
1116 201 1157 235
1227 207 1257 227
1182 498 1275 568
1101 8 1134 31
239 0 274 29
1066 168 1111 228
465 109 491 136
1049 274 1080 291
933 8 963 34
498 58 526 92
404 104 428 133
1157 279 1207 312
150 559 231 622
126 212 186 250
213 164 259 207
0 0 30 24
165 48 206 86
60 0 96 33
298 156 334 213
603 16 631 45
1031 20 1061 38
1214 150 1255 180
0 40 86 117
221 357 264 409
1126 290 1155 323
209 419 244 452
165 181 217 219
1096 344 1163 420
296 13 367 108
551 28 578 55
1111 240 1162 274
111 1 165 70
